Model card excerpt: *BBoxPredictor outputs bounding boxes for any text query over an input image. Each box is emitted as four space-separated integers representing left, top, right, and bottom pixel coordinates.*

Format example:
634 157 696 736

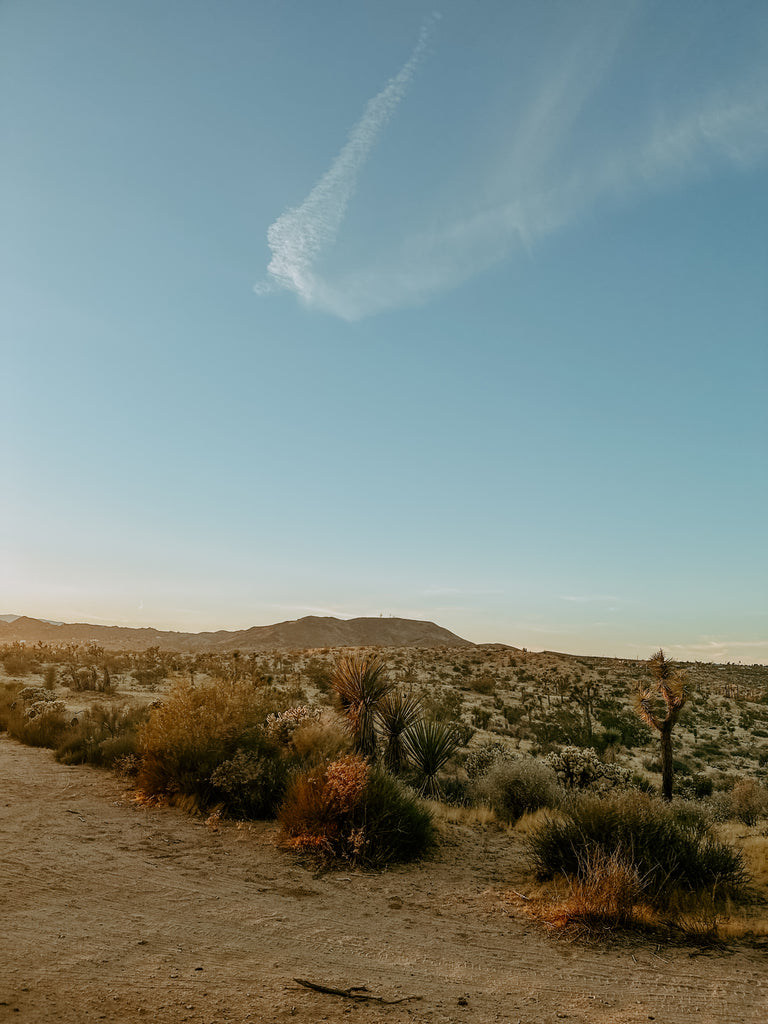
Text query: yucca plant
403 718 458 798
332 654 394 758
377 689 422 773
634 649 688 801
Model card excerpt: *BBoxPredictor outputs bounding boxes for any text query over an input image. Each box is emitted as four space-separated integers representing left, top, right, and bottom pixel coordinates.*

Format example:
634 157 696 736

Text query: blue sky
2 0 767 662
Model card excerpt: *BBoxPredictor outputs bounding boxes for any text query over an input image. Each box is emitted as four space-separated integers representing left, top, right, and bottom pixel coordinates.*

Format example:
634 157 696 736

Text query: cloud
256 8 768 320
255 15 437 310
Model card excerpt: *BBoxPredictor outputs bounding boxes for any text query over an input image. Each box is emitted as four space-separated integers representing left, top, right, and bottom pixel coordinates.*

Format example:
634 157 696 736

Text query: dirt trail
1 735 766 1024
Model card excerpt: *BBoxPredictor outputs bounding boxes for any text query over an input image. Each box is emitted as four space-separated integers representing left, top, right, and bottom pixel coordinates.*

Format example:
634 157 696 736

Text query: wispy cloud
256 9 768 320
255 15 437 310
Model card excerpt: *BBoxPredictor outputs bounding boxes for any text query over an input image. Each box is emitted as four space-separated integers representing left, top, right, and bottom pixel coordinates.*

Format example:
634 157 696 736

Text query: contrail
255 16 436 307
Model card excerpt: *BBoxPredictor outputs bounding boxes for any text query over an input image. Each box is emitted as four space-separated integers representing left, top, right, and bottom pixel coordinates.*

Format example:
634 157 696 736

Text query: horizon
3 2 767 667
1 610 766 667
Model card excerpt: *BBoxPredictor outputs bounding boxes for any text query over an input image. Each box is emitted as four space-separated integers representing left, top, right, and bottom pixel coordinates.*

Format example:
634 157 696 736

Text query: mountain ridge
0 614 475 652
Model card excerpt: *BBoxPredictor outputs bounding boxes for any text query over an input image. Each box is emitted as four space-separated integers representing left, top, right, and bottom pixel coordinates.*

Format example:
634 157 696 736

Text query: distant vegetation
2 638 768 936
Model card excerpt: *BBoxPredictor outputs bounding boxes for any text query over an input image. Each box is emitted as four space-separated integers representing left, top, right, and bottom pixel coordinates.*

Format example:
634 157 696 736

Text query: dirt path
1 735 766 1024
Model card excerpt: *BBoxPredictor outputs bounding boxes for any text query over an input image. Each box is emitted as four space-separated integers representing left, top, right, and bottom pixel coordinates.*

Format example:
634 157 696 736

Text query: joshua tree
332 653 394 758
634 649 688 801
376 689 422 773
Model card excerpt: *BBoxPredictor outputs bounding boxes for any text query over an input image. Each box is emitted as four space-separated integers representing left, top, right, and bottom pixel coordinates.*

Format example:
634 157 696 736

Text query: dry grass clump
549 848 645 931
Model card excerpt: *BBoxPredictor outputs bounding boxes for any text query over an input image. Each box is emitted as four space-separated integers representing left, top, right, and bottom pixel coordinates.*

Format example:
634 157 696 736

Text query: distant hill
0 614 63 625
0 614 474 652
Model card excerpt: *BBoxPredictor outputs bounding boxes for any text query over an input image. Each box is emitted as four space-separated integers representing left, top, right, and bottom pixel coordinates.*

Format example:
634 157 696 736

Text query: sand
2 734 767 1024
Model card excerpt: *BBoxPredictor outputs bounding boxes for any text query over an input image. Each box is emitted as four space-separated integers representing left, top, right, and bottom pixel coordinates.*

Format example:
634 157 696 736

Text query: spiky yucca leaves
377 689 422 773
403 718 458 798
332 654 395 758
634 649 689 801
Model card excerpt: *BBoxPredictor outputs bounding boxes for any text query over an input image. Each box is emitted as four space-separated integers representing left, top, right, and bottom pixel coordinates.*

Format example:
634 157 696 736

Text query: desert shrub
2 655 30 677
418 687 464 724
452 721 476 747
470 673 496 695
527 790 748 905
288 709 351 765
465 740 514 781
475 757 561 824
279 755 434 866
303 657 333 693
544 746 631 790
678 772 714 800
265 705 321 744
437 774 474 806
0 682 23 730
530 709 590 749
3 685 69 748
355 770 436 865
279 754 370 857
54 704 149 767
729 779 768 826
596 708 651 750
471 707 492 729
209 743 290 818
137 679 277 807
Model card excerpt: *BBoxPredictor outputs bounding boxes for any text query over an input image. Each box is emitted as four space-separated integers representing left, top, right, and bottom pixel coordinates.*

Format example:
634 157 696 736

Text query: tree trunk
660 721 674 801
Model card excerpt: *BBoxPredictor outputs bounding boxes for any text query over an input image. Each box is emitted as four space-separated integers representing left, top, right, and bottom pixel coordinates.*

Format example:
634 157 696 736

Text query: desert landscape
2 617 768 1023
7 4 766 1022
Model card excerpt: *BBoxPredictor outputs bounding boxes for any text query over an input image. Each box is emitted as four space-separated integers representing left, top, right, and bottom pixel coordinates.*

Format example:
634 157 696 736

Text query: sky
2 0 767 663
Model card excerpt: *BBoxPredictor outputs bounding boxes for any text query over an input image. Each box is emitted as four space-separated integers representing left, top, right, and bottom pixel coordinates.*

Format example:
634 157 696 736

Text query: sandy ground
2 735 767 1024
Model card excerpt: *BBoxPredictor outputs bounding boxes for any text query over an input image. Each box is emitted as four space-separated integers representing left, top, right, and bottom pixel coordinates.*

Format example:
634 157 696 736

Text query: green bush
475 757 561 823
357 770 436 866
209 741 291 819
527 790 748 905
596 708 651 749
